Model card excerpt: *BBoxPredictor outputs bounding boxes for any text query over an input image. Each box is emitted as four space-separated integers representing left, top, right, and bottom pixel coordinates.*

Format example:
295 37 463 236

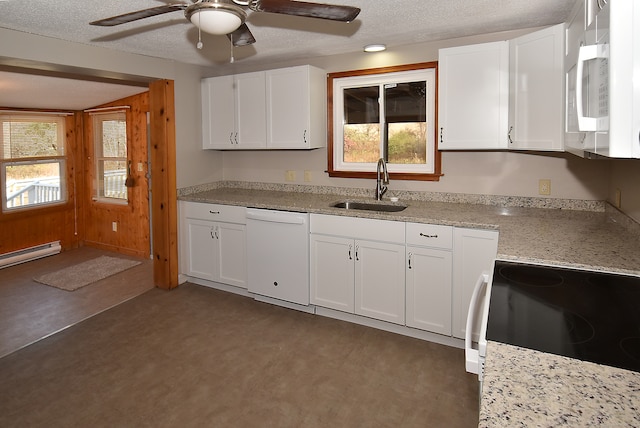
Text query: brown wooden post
149 79 179 289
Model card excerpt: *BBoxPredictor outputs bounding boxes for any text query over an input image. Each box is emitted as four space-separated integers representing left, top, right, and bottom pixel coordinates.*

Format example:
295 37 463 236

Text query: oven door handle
465 272 490 375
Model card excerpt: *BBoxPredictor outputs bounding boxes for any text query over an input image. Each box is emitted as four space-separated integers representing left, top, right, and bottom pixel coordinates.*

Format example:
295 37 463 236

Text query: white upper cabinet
266 65 327 149
508 24 565 151
201 72 266 149
438 25 566 152
202 65 325 150
438 41 510 150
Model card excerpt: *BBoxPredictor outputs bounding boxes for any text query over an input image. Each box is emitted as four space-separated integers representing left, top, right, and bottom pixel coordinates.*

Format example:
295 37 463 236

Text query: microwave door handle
576 44 610 132
465 272 490 376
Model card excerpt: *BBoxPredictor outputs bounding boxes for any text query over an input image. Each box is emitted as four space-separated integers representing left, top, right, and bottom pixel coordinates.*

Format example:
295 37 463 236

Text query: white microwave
565 0 640 158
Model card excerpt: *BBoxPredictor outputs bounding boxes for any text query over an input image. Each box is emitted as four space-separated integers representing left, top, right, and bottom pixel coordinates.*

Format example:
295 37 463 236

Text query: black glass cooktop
486 260 640 373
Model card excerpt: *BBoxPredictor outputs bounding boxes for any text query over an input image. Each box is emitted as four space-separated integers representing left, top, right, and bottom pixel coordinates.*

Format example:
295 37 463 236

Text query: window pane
343 86 380 163
101 119 127 158
1 119 63 159
385 82 427 165
4 161 63 209
98 160 127 200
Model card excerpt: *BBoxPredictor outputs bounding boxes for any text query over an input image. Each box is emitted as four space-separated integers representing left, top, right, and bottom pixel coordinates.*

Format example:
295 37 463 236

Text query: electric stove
486 260 640 373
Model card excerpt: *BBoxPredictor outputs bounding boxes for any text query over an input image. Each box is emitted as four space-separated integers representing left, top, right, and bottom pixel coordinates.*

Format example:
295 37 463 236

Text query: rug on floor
33 256 141 291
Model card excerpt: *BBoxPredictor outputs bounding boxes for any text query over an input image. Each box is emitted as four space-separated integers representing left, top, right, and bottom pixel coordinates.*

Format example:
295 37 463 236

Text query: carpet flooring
0 284 480 427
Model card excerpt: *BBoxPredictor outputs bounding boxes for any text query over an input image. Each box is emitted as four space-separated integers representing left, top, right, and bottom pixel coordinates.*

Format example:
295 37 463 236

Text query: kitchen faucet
375 158 389 200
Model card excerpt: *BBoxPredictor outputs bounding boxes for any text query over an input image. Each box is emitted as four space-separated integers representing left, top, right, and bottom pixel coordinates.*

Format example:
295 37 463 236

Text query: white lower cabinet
180 202 247 289
354 240 406 325
309 234 354 313
405 223 454 336
451 227 499 340
310 214 406 325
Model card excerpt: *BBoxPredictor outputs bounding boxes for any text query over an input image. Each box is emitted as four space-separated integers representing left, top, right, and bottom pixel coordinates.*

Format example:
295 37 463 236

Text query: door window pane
93 112 128 202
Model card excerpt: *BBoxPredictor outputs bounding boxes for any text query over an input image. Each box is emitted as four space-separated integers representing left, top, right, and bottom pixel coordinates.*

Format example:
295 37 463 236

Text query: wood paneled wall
0 113 82 254
82 92 151 259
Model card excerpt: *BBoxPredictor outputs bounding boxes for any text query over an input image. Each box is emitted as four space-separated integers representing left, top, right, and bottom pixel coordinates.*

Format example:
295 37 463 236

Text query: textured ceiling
0 0 576 109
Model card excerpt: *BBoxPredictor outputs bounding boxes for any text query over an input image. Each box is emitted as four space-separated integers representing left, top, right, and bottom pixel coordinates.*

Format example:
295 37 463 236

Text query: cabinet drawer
310 214 405 243
406 223 453 249
181 202 246 224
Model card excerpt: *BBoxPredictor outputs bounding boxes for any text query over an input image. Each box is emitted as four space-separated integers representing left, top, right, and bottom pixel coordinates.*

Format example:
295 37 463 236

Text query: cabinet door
184 218 216 281
266 65 326 149
202 76 236 149
310 234 355 313
266 66 310 149
406 246 452 336
451 228 498 340
509 24 565 151
438 41 509 150
216 222 247 289
235 71 266 149
354 240 406 325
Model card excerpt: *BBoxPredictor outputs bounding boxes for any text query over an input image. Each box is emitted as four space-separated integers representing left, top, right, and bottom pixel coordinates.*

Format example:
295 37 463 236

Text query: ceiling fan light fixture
364 44 386 53
186 2 247 35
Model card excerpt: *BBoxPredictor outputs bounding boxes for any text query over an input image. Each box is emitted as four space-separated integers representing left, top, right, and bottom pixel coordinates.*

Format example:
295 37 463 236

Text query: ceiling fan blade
227 24 256 47
90 4 188 27
253 0 360 22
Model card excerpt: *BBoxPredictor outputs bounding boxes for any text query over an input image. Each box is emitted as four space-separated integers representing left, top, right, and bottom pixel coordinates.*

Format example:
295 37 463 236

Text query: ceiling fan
90 0 361 48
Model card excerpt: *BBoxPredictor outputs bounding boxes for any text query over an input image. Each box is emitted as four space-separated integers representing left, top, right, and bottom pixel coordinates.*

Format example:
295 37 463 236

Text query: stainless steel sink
331 201 407 212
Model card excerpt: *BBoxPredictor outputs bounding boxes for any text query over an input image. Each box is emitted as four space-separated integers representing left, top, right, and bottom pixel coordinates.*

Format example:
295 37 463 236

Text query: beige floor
0 246 154 358
0 252 480 427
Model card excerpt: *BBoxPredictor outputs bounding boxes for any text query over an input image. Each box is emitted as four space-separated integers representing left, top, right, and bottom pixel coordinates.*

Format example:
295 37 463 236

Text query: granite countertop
480 342 640 427
180 186 640 276
179 184 640 426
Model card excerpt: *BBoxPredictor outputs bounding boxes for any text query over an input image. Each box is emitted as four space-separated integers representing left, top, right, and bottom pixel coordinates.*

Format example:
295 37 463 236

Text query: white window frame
92 111 129 205
0 113 68 212
332 68 437 175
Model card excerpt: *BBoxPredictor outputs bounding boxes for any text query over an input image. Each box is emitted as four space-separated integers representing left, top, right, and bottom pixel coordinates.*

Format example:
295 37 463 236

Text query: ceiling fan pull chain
196 12 203 50
230 34 235 63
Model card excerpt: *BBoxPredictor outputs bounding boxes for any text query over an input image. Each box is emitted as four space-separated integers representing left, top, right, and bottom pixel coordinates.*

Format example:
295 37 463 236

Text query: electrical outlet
112 221 118 232
538 179 551 196
304 170 312 182
285 170 296 182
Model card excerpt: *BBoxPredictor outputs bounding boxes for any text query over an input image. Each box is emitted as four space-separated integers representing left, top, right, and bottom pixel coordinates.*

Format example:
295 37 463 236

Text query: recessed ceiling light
364 44 386 53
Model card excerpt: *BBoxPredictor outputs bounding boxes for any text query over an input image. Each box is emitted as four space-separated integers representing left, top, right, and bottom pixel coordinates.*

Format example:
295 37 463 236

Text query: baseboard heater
0 241 61 269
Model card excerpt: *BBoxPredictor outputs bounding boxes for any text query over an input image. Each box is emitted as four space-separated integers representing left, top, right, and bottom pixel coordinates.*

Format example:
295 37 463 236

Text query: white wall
2 27 635 209
610 161 640 222
217 29 612 201
0 27 223 189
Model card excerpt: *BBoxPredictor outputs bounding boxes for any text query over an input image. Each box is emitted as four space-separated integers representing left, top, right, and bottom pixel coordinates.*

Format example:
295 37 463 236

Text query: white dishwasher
246 208 310 306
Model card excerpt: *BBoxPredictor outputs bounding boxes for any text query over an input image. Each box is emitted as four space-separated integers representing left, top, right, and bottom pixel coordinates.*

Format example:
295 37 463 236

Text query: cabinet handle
210 227 215 239
355 245 359 261
229 132 234 144
303 129 307 144
234 132 239 144
348 244 353 260
419 233 438 238
209 210 220 215
439 127 443 143
408 252 412 269
508 126 513 145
